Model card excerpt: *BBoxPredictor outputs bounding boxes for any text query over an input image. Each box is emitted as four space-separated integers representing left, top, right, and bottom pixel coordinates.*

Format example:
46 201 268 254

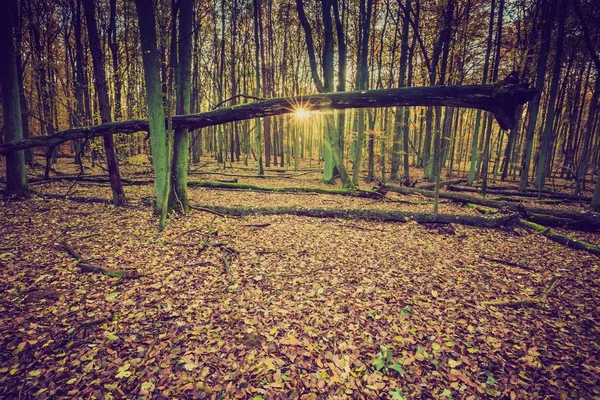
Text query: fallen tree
192 203 519 228
385 184 600 231
447 184 591 202
187 180 382 198
520 220 600 257
0 76 535 155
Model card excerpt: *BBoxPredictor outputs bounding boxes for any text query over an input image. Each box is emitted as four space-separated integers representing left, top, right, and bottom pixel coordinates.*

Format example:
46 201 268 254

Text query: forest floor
1 155 599 399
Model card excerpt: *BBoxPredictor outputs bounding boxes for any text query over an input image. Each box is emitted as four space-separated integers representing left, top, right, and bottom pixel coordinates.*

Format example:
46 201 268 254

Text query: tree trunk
519 0 555 192
0 79 537 155
253 0 264 175
193 204 518 228
134 0 170 230
169 0 193 214
534 0 566 190
82 0 127 206
0 0 29 197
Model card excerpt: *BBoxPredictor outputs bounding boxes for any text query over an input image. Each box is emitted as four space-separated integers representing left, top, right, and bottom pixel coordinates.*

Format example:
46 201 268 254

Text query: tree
534 0 567 190
82 0 127 205
573 0 600 210
0 0 29 197
169 0 193 214
518 0 555 192
296 0 352 187
467 0 495 185
352 0 373 186
134 0 170 229
254 0 265 175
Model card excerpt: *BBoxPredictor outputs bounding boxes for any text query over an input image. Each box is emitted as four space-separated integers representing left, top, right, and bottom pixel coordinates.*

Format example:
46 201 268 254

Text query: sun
294 108 311 119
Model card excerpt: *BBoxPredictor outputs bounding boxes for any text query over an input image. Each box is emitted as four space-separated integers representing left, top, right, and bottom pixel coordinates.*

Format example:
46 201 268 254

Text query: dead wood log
447 185 591 202
187 180 383 198
417 178 465 191
385 184 600 231
0 77 536 154
30 175 152 185
32 190 113 205
519 220 600 256
60 241 131 277
193 204 519 228
523 213 599 231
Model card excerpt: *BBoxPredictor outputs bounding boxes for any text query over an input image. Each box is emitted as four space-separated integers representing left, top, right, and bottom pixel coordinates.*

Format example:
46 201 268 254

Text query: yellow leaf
448 359 462 368
29 370 41 377
67 378 77 384
116 363 132 379
280 333 301 346
431 290 439 298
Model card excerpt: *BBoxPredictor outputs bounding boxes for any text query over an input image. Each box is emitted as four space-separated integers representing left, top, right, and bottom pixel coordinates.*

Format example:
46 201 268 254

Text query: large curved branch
0 78 536 155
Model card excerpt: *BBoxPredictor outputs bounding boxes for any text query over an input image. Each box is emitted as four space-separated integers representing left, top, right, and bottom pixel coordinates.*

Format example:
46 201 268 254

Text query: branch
0 78 536 155
573 0 600 70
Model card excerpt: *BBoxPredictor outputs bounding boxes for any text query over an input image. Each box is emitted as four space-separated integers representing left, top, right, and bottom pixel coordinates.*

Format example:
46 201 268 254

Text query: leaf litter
0 162 599 399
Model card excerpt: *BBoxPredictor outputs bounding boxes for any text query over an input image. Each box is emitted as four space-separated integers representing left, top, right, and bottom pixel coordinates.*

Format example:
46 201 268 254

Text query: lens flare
295 108 310 119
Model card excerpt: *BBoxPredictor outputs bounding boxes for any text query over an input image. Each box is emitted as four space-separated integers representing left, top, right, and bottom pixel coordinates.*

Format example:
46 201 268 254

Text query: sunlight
294 108 311 119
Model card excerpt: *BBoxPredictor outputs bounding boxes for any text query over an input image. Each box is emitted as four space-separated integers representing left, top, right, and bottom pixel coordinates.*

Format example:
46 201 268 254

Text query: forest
0 0 599 397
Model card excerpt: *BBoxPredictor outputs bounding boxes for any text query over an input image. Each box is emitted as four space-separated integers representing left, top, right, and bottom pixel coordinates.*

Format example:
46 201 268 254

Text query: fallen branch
519 220 600 256
480 255 537 272
417 178 465 191
243 223 271 228
481 299 541 308
385 184 600 231
193 203 519 228
448 184 591 202
60 241 131 278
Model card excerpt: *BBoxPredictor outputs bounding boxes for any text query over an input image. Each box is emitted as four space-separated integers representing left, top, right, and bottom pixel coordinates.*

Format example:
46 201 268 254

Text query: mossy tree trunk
135 0 170 230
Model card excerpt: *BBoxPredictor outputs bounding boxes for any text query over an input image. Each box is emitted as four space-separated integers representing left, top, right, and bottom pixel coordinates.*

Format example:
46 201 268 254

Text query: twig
480 255 537 272
78 233 100 240
221 253 232 278
55 316 111 349
243 223 271 228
